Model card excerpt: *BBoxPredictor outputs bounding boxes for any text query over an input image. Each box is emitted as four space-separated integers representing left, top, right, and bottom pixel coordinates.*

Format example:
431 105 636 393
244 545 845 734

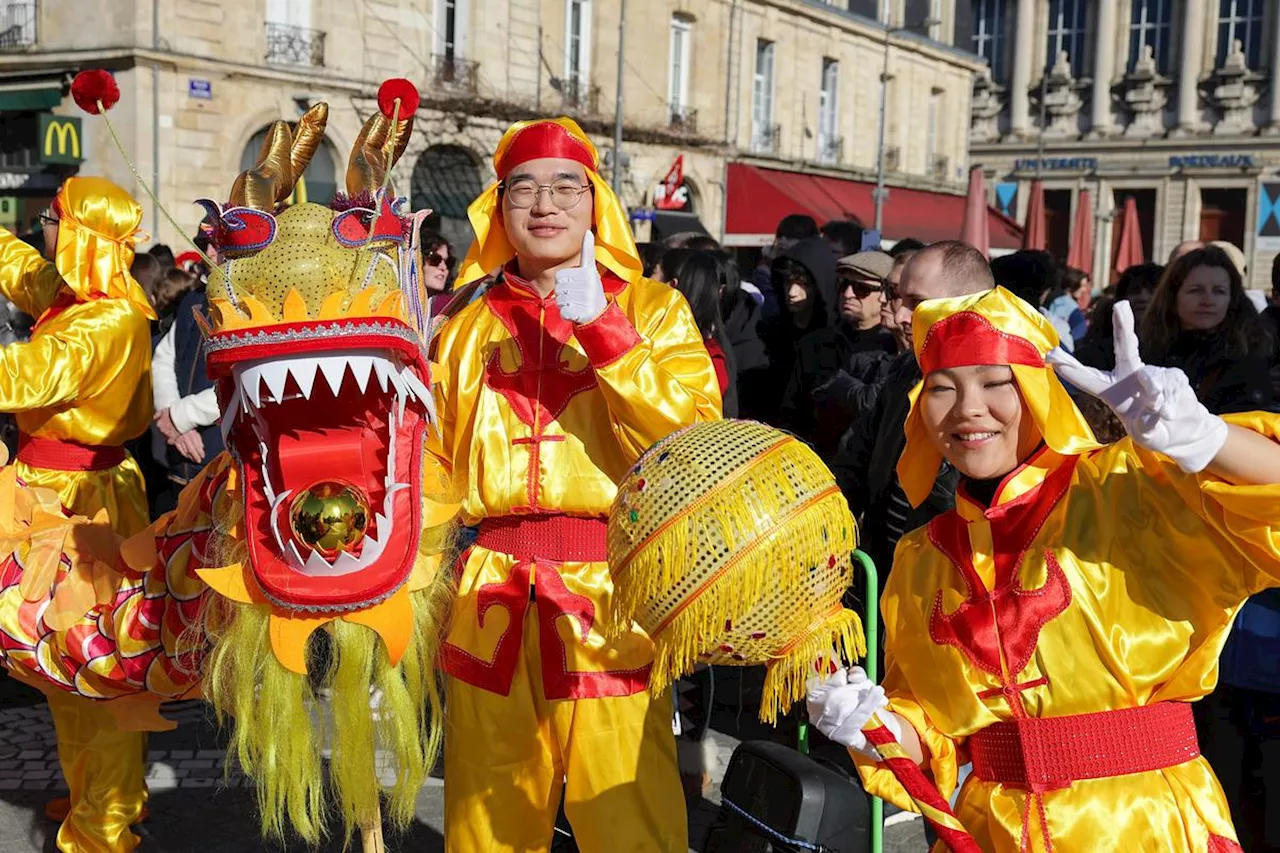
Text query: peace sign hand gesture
554 231 608 324
1045 300 1228 473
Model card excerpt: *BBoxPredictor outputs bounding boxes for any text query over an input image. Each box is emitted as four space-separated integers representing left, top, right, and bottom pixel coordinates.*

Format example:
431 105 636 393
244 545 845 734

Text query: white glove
555 231 607 324
805 666 899 758
1046 300 1228 473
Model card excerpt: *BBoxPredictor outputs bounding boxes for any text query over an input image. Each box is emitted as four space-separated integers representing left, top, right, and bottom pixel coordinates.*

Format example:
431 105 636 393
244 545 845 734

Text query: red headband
918 312 1045 375
496 122 596 179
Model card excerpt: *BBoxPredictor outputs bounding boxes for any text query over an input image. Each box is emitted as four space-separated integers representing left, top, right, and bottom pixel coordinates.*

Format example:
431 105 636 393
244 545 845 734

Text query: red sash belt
476 514 609 563
969 702 1200 792
16 435 127 472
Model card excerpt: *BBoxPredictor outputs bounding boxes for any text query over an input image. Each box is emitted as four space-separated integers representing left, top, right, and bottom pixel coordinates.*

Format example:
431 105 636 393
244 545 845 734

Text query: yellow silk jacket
0 227 152 534
855 413 1280 853
431 267 721 698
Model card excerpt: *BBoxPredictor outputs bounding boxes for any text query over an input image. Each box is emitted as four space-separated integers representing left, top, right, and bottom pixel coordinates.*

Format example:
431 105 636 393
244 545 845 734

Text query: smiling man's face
500 157 594 271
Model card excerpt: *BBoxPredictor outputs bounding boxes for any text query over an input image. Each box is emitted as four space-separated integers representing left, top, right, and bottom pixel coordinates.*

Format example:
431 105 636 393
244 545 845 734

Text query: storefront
0 72 80 248
980 148 1274 289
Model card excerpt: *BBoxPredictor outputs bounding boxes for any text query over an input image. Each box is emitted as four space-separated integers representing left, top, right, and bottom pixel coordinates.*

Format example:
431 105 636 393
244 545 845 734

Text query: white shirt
153 322 220 434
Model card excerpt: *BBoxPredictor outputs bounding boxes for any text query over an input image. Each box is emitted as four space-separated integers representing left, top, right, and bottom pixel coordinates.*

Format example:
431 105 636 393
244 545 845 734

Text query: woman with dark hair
1076 262 1163 370
667 250 738 416
1140 246 1275 414
418 226 457 316
652 247 691 284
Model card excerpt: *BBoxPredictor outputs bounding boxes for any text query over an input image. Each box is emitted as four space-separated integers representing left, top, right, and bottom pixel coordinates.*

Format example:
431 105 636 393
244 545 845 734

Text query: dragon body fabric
0 91 457 845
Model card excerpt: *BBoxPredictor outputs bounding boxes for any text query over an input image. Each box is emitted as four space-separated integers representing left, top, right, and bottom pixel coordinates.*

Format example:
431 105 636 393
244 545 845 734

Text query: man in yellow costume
0 176 154 852
807 286 1280 852
433 118 721 852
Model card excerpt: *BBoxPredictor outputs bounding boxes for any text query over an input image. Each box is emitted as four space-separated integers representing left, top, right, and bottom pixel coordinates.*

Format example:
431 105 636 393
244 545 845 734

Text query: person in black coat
779 250 896 456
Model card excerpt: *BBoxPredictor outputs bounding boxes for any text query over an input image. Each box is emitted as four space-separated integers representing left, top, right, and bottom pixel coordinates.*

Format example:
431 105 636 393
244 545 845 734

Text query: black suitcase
703 740 870 853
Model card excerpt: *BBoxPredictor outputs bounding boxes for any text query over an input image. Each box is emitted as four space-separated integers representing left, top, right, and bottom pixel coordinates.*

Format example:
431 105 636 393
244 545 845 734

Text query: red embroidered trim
573 301 642 368
439 560 531 697
534 567 651 700
475 515 608 563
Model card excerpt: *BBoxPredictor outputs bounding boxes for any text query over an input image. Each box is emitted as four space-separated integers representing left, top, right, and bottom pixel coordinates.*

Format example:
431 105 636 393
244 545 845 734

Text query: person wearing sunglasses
778 250 897 456
418 226 456 313
433 117 720 852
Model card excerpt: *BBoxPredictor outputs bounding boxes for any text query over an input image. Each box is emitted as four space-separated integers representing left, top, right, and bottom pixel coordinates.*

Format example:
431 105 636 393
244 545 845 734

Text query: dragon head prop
188 82 456 840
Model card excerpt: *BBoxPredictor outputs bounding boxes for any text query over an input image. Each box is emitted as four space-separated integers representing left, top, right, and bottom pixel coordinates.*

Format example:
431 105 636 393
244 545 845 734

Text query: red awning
723 162 1023 249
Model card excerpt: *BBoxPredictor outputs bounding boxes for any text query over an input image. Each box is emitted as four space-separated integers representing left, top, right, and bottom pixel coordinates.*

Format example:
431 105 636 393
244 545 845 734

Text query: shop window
1111 188 1157 266
1044 189 1073 262
1198 187 1247 248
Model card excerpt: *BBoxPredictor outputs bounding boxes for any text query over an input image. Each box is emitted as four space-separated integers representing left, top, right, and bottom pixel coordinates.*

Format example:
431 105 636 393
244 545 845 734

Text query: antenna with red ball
375 78 418 192
70 68 222 278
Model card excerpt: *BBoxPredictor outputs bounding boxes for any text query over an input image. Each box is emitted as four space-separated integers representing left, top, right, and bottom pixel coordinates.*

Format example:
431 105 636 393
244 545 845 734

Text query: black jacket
1149 330 1276 415
780 323 896 456
166 290 225 482
751 237 838 424
830 351 959 580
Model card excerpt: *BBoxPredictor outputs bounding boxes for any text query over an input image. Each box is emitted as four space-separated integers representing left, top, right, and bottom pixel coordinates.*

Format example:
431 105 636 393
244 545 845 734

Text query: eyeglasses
425 251 454 270
500 179 592 210
38 213 58 227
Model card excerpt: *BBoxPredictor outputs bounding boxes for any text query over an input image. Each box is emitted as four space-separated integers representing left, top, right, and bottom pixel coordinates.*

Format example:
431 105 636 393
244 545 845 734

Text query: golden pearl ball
289 482 370 558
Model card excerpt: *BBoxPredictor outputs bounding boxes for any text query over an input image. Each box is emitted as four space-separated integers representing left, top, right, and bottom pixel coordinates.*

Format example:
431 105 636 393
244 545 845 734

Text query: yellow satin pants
443 603 688 853
45 691 147 853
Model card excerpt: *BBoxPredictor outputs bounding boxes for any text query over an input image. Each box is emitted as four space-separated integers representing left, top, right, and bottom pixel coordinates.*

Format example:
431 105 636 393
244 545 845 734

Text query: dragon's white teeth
348 356 374 394
373 359 392 393
332 548 363 574
319 358 348 397
305 548 334 575
288 359 318 399
287 541 308 570
270 489 293 512
243 368 263 408
261 362 290 404
400 367 431 404
221 387 242 446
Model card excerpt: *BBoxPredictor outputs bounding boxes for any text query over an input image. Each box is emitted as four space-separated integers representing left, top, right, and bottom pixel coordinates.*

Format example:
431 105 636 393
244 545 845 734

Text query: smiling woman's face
500 157 594 271
920 364 1041 481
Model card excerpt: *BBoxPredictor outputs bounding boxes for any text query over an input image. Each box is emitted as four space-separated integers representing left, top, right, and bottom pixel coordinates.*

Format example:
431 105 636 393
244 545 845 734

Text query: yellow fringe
759 608 866 724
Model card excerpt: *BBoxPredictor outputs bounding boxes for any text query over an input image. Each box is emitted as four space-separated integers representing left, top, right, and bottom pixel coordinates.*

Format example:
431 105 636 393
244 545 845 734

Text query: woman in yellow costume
0 175 154 853
807 286 1280 852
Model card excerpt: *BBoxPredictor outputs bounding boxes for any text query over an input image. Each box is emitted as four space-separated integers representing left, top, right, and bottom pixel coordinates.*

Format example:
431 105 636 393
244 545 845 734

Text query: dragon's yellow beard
203 584 447 844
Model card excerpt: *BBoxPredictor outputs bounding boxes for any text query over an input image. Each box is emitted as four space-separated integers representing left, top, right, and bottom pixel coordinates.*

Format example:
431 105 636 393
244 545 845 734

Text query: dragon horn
288 102 330 184
229 120 295 210
345 111 392 197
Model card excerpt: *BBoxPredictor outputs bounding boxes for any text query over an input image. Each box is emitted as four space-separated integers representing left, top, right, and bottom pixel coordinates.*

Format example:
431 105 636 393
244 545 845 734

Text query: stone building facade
963 0 1280 288
0 0 984 252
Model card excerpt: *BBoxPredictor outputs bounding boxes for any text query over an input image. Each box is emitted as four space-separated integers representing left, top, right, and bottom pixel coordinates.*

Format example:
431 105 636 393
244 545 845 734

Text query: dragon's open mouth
214 323 433 611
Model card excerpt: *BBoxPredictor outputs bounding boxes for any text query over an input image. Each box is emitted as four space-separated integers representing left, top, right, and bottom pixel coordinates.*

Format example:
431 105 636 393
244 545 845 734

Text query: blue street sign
188 79 212 100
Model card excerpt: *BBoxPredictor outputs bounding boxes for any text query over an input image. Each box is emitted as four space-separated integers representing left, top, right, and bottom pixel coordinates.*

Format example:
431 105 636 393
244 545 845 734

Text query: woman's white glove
805 666 899 758
1045 300 1228 473
554 231 607 324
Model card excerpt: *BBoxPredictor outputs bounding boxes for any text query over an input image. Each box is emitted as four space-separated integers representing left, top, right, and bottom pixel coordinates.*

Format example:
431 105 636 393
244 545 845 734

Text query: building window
0 0 37 50
817 58 840 164
1198 187 1247 247
1216 0 1265 69
972 0 1008 83
411 145 485 253
564 0 592 104
669 15 692 120
1128 0 1171 73
848 0 878 18
437 0 468 60
265 0 324 66
1046 0 1088 77
751 39 776 153
242 124 336 205
926 91 941 175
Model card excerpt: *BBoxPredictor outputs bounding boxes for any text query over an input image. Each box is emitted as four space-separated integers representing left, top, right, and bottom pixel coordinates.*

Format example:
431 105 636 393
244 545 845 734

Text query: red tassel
377 78 419 120
70 69 120 115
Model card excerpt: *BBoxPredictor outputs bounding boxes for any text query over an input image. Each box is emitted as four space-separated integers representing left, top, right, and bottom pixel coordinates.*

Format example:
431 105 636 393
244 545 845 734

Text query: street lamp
873 18 940 233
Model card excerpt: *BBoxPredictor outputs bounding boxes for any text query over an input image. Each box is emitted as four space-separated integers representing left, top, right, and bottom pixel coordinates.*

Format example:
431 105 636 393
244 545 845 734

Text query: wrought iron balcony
817 134 843 165
265 21 325 67
751 122 781 155
668 106 698 135
430 53 479 94
0 1 37 51
560 78 601 114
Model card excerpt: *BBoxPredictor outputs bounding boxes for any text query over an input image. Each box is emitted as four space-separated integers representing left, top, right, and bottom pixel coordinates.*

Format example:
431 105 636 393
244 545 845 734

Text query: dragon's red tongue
275 427 385 502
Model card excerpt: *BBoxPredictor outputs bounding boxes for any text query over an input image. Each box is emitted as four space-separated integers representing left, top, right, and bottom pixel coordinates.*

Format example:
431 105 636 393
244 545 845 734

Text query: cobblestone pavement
0 674 927 852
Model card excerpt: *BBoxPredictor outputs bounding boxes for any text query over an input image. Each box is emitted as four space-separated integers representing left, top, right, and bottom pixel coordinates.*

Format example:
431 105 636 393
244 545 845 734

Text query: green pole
854 550 883 853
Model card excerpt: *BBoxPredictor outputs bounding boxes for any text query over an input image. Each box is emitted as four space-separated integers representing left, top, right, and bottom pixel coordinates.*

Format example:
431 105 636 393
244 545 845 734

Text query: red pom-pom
377 78 419 120
71 69 120 115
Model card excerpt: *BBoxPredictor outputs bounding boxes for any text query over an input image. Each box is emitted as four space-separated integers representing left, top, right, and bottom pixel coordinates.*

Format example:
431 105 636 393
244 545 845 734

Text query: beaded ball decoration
606 419 865 722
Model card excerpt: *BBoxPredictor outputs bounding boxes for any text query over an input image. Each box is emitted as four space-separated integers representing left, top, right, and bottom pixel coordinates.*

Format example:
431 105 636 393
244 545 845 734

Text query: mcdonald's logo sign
39 114 83 165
